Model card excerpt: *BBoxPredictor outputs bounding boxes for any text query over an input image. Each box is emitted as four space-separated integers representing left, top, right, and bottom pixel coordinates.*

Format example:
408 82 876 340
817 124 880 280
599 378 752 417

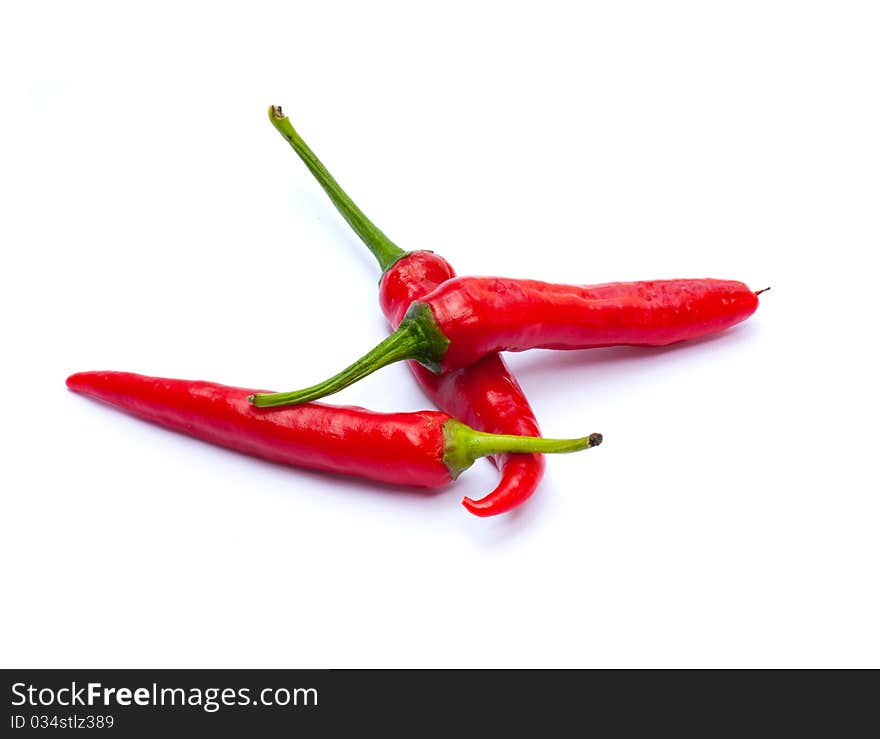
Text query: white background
3 1 878 667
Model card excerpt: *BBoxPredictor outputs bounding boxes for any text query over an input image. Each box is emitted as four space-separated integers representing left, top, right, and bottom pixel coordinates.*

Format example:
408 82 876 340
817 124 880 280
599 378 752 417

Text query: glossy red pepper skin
67 371 451 487
378 251 456 325
417 277 760 372
379 252 545 516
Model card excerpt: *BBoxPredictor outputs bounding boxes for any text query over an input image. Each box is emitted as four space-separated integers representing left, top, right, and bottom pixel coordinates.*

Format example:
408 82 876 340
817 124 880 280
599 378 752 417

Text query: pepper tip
461 496 494 518
65 372 88 391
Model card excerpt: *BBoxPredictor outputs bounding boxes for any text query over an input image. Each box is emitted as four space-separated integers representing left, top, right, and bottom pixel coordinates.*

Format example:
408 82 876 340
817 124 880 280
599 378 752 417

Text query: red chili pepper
382 255 552 515
265 106 550 516
252 276 762 407
66 372 600 488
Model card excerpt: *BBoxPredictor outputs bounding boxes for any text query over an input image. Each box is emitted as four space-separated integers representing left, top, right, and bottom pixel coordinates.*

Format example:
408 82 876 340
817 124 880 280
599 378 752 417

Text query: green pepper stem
443 420 602 479
248 327 419 407
268 105 406 273
249 302 450 408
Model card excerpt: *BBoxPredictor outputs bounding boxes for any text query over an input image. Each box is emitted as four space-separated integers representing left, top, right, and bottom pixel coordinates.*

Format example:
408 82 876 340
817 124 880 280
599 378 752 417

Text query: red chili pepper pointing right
252 277 762 407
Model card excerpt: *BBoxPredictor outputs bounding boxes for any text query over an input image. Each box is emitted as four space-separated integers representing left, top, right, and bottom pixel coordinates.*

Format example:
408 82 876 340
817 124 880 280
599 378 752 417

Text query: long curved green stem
249 302 450 408
442 420 602 479
268 105 406 273
248 327 422 408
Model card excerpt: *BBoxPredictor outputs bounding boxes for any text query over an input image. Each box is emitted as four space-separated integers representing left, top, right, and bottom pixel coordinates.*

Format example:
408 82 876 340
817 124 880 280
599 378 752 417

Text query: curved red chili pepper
379 252 546 516
253 276 761 406
265 106 551 516
66 371 599 488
